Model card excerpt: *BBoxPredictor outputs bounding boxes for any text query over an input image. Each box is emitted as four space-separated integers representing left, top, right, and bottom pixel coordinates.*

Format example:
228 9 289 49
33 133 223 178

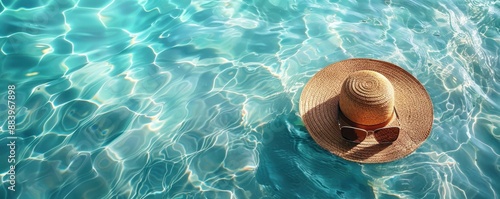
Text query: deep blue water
0 0 499 198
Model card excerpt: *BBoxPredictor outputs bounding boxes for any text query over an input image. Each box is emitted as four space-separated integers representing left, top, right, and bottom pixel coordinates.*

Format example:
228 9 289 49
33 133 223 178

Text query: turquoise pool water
0 0 499 198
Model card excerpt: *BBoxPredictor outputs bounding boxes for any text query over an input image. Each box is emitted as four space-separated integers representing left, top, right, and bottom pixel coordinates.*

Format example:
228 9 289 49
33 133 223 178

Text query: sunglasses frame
337 106 401 144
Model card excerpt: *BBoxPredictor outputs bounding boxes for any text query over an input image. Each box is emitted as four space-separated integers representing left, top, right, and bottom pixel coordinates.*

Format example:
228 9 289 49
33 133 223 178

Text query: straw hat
299 58 433 163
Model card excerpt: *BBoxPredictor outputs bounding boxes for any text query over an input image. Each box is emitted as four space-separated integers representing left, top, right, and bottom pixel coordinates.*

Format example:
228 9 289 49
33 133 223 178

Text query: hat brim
299 58 433 163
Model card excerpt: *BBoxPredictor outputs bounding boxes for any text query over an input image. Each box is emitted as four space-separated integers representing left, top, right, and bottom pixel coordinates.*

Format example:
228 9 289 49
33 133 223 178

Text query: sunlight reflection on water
0 0 499 198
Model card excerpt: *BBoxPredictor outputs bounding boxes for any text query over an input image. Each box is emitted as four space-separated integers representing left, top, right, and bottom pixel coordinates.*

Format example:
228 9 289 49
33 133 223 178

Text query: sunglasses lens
374 127 400 143
341 127 366 143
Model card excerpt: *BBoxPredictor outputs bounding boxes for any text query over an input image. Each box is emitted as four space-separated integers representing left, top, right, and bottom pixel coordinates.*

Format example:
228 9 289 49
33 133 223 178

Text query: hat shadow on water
303 94 391 162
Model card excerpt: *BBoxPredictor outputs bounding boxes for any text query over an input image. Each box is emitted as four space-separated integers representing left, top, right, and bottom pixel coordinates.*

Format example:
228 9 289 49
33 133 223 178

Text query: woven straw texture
299 59 433 163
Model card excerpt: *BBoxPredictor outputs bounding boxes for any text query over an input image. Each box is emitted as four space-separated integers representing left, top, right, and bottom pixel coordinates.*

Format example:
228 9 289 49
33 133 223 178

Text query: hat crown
339 70 395 125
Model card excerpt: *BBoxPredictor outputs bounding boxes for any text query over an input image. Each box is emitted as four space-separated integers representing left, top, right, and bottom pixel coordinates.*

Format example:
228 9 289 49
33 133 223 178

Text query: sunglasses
337 106 400 144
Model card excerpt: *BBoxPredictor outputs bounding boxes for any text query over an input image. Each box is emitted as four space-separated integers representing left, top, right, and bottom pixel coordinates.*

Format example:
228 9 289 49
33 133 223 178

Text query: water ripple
0 0 499 198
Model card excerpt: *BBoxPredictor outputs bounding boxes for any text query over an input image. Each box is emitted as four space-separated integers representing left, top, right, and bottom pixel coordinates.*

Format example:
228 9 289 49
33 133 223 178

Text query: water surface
0 0 499 198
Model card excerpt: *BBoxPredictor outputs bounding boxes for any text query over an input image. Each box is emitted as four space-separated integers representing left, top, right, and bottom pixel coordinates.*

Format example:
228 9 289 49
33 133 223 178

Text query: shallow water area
0 0 499 198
